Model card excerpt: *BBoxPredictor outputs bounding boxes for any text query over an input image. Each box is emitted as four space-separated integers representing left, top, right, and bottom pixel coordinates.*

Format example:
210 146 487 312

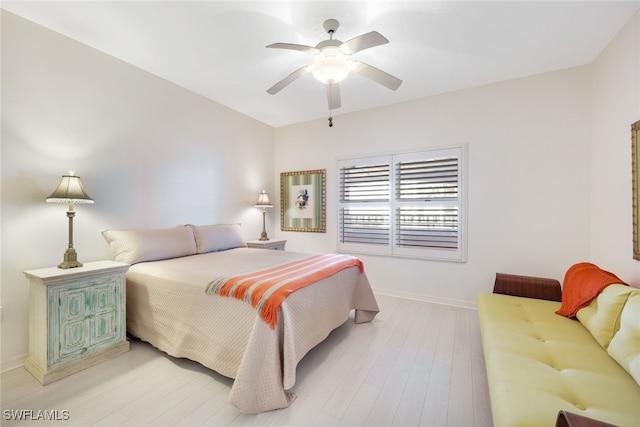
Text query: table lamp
255 190 273 241
46 171 94 268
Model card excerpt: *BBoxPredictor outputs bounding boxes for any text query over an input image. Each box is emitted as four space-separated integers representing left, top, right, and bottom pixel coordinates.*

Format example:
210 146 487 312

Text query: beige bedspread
125 248 379 413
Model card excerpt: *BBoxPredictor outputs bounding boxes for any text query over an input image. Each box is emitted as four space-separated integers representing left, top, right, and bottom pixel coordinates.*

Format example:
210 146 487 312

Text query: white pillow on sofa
607 291 640 386
576 283 634 349
190 223 246 253
102 225 197 264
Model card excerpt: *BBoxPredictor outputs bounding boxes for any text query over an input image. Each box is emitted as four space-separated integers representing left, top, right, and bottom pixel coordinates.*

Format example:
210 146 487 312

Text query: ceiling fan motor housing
316 39 343 50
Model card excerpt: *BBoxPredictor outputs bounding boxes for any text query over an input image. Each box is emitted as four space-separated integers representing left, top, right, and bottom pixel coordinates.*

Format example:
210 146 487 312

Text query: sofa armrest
494 273 562 301
555 411 617 427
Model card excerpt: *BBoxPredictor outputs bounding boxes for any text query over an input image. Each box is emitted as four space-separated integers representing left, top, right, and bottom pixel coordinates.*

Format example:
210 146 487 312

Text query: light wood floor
1 295 493 426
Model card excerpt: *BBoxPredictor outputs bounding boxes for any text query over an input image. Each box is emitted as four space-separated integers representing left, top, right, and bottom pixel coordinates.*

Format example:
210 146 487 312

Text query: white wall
590 11 640 283
274 66 593 306
1 11 275 370
3 8 639 373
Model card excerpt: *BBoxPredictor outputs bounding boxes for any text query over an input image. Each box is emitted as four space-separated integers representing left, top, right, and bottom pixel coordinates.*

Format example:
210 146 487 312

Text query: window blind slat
397 157 458 200
396 206 459 249
339 207 390 245
341 163 390 203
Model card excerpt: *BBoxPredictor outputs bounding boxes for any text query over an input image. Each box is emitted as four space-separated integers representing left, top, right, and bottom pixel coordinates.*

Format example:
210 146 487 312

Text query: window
338 145 466 262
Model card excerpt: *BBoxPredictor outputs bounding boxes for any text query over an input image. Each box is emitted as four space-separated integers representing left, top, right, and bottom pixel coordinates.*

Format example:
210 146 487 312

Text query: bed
102 224 380 413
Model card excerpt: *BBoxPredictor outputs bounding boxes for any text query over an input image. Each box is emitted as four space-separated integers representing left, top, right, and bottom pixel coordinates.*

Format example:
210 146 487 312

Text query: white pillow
102 225 197 264
576 284 634 349
607 291 640 386
190 223 246 253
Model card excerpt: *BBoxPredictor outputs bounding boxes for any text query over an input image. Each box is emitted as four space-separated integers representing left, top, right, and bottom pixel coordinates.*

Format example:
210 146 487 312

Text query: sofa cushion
576 284 634 349
607 291 640 386
102 225 196 264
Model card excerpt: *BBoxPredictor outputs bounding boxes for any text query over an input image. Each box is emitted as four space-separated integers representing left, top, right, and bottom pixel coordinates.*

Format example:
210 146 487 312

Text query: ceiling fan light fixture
311 48 350 84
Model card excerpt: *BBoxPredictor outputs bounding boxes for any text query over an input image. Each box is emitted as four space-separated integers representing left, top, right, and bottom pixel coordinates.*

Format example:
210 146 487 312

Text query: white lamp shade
46 173 94 204
255 190 273 208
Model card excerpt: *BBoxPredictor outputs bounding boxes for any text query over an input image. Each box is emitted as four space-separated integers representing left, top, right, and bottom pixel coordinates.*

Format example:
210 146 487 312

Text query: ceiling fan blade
351 61 402 91
266 42 319 54
326 83 341 110
267 66 311 94
341 31 389 54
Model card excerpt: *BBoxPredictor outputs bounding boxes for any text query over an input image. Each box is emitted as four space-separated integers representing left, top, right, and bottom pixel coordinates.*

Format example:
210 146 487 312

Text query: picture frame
280 169 326 233
632 120 640 260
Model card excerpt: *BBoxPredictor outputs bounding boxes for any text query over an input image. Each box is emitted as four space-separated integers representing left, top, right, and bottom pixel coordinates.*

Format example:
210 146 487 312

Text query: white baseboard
374 288 477 310
2 353 26 374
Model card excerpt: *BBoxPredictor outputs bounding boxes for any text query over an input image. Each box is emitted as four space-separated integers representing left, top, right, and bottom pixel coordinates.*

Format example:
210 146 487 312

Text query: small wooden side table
246 239 287 251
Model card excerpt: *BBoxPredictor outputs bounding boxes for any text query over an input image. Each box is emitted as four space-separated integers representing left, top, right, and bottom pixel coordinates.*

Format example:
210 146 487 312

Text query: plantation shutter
395 156 459 250
338 146 466 262
338 159 391 253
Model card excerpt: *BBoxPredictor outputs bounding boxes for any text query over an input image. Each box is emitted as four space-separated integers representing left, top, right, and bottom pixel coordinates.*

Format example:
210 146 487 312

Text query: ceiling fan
266 19 402 117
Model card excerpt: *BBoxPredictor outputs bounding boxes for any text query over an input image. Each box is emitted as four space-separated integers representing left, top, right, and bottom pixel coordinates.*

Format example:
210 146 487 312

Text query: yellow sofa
478 274 640 427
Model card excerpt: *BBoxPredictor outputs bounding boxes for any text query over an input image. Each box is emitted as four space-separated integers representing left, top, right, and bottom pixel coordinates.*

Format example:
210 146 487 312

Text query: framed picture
280 169 326 233
632 120 640 260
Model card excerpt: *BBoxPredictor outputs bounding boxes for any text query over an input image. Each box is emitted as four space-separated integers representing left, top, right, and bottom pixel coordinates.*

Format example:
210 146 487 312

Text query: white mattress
125 248 379 413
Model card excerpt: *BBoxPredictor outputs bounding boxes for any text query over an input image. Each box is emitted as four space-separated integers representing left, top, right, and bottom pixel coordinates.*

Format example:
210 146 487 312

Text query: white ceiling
3 1 639 128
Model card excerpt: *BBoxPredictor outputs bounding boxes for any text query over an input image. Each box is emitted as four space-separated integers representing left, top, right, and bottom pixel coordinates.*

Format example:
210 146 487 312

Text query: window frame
337 144 467 262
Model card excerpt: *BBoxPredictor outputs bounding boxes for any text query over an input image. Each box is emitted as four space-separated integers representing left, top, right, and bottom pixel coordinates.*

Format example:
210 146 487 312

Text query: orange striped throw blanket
205 253 364 329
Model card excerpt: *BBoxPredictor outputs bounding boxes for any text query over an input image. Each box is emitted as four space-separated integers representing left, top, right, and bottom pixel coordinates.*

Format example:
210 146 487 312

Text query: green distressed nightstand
23 261 130 385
